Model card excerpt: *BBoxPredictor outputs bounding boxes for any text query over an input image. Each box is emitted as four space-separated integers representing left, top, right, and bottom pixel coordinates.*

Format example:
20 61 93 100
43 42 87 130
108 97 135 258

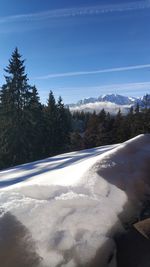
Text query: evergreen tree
133 103 145 135
44 90 58 155
97 109 108 144
111 109 125 143
26 86 45 160
125 106 134 139
83 112 101 148
143 94 150 111
135 103 140 114
101 112 114 145
56 96 71 153
70 131 83 151
44 93 71 155
0 48 33 168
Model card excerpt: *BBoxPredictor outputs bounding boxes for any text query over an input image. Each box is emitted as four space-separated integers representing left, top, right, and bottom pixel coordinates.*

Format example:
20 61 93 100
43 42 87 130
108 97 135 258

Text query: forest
0 48 150 170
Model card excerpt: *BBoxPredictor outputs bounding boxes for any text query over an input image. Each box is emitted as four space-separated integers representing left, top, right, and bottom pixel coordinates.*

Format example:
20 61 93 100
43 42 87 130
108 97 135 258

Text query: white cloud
0 0 150 24
35 64 150 80
70 101 131 114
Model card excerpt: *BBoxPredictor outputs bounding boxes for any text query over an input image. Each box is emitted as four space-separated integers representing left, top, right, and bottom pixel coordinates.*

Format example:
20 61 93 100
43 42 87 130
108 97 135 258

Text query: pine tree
44 90 58 155
135 103 140 114
0 48 33 168
26 86 45 160
70 131 83 151
125 106 134 139
133 103 145 135
101 112 114 145
83 111 101 148
143 94 150 111
111 109 125 143
56 96 71 153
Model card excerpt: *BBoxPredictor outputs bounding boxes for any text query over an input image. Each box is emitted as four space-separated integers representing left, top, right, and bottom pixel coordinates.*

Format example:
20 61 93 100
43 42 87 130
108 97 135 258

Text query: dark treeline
0 48 150 170
71 106 150 150
0 48 71 169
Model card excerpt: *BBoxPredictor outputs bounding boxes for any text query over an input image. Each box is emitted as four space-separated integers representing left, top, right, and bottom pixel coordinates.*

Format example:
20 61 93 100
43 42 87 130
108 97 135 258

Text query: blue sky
0 0 150 103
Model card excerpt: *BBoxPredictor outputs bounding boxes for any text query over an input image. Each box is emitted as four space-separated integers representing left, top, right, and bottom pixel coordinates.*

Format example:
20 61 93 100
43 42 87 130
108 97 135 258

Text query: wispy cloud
35 64 150 80
0 0 150 24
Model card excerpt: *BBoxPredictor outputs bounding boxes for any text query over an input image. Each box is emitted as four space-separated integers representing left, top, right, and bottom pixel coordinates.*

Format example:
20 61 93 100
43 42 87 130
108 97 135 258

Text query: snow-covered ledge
0 134 150 267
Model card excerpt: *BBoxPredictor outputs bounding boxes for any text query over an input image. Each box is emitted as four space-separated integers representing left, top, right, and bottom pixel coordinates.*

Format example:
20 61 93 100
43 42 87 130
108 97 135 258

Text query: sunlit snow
0 134 150 267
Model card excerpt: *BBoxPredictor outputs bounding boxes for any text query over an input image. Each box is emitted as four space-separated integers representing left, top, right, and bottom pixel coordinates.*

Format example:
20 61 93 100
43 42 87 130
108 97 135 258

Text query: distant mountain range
67 94 150 114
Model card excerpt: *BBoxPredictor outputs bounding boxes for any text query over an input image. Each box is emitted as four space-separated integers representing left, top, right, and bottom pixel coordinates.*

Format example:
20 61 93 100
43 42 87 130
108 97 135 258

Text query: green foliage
56 96 72 153
0 48 33 167
0 49 72 169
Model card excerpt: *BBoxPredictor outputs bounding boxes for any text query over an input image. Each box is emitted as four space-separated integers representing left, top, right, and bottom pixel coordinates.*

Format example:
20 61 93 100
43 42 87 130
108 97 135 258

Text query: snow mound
96 134 150 202
0 134 150 267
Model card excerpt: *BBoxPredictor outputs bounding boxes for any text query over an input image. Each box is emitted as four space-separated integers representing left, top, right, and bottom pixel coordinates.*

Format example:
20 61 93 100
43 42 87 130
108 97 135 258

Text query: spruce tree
26 86 45 160
56 96 71 153
83 111 100 148
0 48 33 168
44 90 58 155
111 109 125 143
70 131 83 151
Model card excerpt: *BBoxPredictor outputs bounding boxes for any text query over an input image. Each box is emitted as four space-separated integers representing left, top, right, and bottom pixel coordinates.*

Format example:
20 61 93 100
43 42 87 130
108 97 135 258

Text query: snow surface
0 135 150 267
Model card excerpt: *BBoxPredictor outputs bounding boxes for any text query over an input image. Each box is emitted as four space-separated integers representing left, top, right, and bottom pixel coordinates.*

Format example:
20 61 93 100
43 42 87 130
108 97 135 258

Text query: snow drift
0 134 150 267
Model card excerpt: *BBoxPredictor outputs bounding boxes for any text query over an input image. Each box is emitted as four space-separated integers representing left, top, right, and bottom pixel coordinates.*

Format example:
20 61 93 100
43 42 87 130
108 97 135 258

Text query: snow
0 144 117 188
0 134 150 267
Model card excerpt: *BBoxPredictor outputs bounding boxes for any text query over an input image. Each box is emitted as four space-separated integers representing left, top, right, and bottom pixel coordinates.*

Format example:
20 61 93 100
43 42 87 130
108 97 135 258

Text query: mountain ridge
68 93 145 107
67 93 150 114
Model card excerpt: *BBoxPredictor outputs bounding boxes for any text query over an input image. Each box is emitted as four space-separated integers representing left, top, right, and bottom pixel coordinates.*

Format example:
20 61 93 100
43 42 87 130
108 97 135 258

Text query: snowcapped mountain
68 93 150 114
98 94 136 105
69 94 137 107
